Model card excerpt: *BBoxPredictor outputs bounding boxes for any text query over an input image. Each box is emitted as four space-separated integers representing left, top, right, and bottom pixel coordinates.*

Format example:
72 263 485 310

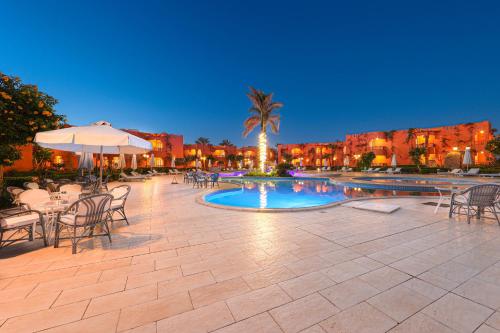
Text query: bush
276 163 293 177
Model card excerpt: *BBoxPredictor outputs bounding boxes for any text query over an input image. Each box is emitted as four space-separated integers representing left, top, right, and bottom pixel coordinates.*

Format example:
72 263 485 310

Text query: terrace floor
1 176 500 333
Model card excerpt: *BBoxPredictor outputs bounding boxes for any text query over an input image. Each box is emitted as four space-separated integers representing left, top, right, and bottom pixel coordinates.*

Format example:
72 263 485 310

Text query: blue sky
2 0 499 146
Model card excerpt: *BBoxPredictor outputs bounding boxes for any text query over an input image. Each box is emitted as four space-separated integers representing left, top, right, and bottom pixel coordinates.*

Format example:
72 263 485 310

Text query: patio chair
108 185 131 225
23 182 39 190
382 168 394 173
59 183 83 194
363 168 373 173
193 173 207 188
392 167 402 174
184 171 194 184
6 186 24 205
437 168 462 175
53 193 113 254
0 206 47 249
119 172 146 182
100 175 110 192
171 169 182 175
370 168 381 173
147 170 157 176
18 189 51 210
459 168 480 177
209 173 220 188
449 184 500 224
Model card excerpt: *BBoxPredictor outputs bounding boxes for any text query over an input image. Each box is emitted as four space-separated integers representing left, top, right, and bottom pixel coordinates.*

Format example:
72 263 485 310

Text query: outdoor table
34 193 79 244
434 186 461 214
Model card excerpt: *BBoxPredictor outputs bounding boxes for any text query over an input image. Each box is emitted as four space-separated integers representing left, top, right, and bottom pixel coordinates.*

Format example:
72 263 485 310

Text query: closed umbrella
35 121 151 185
343 156 350 167
150 153 155 170
463 147 472 170
249 159 254 169
228 160 232 168
131 154 138 170
171 156 176 168
78 152 94 170
195 159 200 169
391 154 397 168
118 153 126 169
208 159 212 168
323 159 328 167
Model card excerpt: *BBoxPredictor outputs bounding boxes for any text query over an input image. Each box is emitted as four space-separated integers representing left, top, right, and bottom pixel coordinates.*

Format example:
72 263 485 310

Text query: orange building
278 121 494 168
238 146 277 168
183 143 238 168
277 142 344 168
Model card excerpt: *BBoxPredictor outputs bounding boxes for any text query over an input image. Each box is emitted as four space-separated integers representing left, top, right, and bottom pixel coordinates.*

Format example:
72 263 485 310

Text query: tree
485 136 500 164
358 152 375 169
195 137 210 145
33 144 53 178
219 139 234 146
409 147 427 172
282 153 292 163
243 87 283 172
0 72 65 186
405 128 416 146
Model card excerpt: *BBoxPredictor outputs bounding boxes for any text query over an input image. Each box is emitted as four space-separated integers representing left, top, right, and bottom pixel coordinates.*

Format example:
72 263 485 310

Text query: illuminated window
214 149 225 157
291 148 302 155
54 155 64 164
154 157 164 167
112 156 120 168
149 139 163 151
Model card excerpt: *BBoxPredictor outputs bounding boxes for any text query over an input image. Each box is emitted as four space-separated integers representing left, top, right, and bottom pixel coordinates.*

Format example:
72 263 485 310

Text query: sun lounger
119 172 146 182
479 173 500 178
437 168 462 175
382 168 394 173
391 167 402 174
131 171 151 179
153 169 167 175
368 168 381 173
458 168 480 177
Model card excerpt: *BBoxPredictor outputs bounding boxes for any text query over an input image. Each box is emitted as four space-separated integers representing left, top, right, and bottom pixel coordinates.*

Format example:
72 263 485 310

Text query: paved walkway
0 176 499 332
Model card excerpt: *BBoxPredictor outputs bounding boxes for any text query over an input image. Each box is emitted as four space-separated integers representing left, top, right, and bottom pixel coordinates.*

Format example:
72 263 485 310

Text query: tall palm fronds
243 87 283 137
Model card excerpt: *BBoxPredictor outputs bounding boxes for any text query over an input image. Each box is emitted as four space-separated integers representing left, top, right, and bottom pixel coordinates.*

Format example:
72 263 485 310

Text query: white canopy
391 154 397 167
34 121 152 154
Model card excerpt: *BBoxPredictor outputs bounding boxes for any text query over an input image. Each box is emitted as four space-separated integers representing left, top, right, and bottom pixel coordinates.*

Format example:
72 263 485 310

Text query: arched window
149 139 163 151
154 157 164 167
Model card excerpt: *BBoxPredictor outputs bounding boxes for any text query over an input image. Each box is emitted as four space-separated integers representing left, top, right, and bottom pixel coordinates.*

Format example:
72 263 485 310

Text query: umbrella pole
99 146 103 192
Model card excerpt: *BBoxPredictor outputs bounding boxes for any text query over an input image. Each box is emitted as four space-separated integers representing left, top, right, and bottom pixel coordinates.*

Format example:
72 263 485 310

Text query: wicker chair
0 207 47 249
6 186 24 205
53 194 113 254
23 182 39 190
449 184 500 224
108 185 131 225
209 173 220 188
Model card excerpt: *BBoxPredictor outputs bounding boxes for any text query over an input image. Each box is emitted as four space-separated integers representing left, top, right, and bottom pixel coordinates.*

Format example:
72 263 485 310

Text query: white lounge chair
153 169 167 175
131 171 151 179
391 167 402 174
382 168 394 173
437 168 462 175
119 172 146 182
363 168 373 173
459 168 480 177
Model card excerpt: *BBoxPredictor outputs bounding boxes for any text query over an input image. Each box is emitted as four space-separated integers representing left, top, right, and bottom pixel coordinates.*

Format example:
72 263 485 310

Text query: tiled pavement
0 176 499 332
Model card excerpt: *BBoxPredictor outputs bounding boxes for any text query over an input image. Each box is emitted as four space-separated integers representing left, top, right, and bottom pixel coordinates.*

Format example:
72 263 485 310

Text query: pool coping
195 180 438 213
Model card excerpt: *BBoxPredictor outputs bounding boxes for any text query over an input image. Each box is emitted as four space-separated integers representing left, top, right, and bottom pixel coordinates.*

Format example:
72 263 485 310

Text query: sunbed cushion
1 212 40 228
111 199 124 209
59 214 77 225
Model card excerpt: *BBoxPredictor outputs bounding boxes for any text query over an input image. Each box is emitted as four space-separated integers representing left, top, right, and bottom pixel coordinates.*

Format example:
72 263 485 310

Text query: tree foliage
409 147 427 171
243 87 283 137
485 136 500 155
195 137 210 145
357 152 376 169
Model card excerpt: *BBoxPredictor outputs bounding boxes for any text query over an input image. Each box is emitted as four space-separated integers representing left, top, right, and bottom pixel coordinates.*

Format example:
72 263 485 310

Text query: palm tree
195 137 210 145
243 87 283 172
219 139 234 146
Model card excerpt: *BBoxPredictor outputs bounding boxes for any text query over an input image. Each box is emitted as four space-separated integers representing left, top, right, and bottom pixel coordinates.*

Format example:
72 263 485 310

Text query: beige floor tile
320 302 397 333
158 271 215 298
422 293 493 333
40 311 120 333
99 261 155 282
418 271 461 291
120 322 157 333
213 312 282 333
367 285 432 322
285 256 333 275
320 277 380 309
243 265 297 290
227 284 292 321
85 284 157 317
454 278 500 309
117 291 193 331
0 285 36 304
125 266 181 289
0 291 59 322
29 271 101 296
190 277 251 308
157 301 234 333
475 324 500 333
0 300 88 333
270 293 339 333
299 325 326 333
53 277 127 306
323 261 371 283
358 266 410 291
388 312 455 333
279 272 335 300
486 312 500 330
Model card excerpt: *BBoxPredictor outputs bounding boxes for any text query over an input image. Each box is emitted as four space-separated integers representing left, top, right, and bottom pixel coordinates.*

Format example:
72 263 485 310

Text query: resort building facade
278 120 494 168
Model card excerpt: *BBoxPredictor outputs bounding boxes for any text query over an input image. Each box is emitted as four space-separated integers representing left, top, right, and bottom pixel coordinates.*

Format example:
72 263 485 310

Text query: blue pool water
204 177 438 209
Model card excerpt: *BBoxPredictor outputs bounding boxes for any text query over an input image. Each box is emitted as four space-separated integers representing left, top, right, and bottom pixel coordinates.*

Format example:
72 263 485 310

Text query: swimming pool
203 177 438 210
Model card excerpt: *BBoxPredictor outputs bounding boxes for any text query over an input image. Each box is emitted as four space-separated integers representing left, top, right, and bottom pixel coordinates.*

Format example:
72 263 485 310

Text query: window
54 155 64 165
149 139 163 151
154 157 164 167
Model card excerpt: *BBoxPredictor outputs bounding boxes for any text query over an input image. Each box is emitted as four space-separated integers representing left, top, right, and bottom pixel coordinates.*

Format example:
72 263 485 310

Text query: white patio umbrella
249 159 254 169
171 156 176 168
208 159 212 168
195 159 200 169
131 154 138 170
323 159 328 167
150 153 155 169
463 147 472 170
228 160 232 168
35 121 152 184
391 154 397 168
343 156 350 167
238 161 242 169
118 153 126 169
